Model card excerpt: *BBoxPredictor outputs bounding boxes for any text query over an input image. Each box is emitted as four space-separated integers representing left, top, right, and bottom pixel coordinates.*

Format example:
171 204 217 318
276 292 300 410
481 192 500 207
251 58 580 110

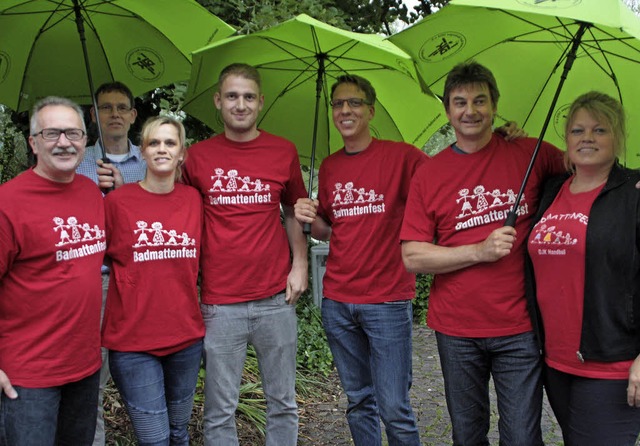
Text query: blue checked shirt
76 140 146 273
76 140 147 185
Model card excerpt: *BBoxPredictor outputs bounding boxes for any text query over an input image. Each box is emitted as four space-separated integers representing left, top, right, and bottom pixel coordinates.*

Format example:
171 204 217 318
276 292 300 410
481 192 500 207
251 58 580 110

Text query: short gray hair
30 96 86 135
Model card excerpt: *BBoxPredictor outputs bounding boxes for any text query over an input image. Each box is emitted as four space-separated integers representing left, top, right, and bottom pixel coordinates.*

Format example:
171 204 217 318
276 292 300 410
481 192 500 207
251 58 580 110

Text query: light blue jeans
436 331 543 446
109 340 203 446
201 292 298 446
321 298 420 446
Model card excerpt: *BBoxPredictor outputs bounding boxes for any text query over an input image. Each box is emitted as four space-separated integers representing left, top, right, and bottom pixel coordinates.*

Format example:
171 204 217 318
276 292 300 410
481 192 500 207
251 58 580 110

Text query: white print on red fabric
330 181 386 220
530 212 587 256
132 220 197 263
53 216 106 262
454 185 529 231
207 167 272 206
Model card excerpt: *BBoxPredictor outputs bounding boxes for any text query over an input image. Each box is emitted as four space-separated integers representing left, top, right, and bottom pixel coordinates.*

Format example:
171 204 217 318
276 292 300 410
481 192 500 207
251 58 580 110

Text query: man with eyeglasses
293 74 424 446
75 81 146 446
0 96 106 445
77 81 145 189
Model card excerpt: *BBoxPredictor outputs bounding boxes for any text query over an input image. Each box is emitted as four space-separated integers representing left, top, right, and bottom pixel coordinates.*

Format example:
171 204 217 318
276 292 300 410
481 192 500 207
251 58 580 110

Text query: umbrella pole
73 0 113 192
504 22 589 227
303 54 327 235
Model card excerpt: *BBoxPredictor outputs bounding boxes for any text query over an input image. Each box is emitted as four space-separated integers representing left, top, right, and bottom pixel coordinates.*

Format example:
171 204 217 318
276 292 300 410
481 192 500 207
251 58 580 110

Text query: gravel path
298 324 563 446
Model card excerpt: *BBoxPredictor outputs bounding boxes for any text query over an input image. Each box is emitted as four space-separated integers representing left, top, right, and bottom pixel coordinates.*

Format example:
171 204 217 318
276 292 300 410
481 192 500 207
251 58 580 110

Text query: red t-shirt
183 131 307 304
102 183 204 355
528 179 632 379
0 169 105 387
317 139 427 303
401 135 564 337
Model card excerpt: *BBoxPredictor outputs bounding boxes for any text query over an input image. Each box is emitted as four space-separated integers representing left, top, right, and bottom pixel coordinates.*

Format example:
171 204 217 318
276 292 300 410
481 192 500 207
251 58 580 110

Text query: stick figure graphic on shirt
211 168 225 191
226 169 238 191
344 182 354 203
473 185 488 213
239 176 251 191
333 183 343 204
53 216 72 246
167 229 178 245
82 223 94 240
355 188 366 203
151 222 165 245
134 221 150 247
490 189 504 207
457 188 473 218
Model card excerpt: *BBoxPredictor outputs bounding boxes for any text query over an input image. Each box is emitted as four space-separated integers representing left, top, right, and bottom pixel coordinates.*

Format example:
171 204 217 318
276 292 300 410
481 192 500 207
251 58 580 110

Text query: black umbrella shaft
303 54 327 235
504 22 589 227
73 0 112 191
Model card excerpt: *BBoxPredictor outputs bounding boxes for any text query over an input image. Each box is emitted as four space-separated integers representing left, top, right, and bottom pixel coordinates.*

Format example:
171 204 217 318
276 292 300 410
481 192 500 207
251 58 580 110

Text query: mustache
51 147 78 155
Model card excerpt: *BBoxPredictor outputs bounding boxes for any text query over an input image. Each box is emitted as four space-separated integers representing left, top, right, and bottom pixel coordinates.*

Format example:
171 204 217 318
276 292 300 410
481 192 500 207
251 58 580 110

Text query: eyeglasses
33 128 86 141
329 98 371 109
97 104 133 114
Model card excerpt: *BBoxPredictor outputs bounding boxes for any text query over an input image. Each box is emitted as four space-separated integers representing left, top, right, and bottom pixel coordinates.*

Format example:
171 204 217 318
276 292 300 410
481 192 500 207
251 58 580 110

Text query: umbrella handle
303 222 312 235
100 157 115 194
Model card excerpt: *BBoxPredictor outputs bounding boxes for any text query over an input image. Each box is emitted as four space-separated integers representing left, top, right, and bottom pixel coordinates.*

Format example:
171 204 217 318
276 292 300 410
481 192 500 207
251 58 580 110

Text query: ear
28 135 38 155
214 92 222 110
90 106 97 123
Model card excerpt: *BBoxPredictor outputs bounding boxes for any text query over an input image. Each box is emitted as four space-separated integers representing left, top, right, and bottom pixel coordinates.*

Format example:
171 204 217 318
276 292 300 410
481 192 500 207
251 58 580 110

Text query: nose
55 132 72 146
338 101 352 113
464 102 477 114
582 129 595 141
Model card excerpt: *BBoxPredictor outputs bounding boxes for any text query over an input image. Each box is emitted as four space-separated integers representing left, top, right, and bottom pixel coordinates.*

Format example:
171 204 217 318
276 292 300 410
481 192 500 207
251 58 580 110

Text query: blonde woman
527 92 640 445
102 116 204 445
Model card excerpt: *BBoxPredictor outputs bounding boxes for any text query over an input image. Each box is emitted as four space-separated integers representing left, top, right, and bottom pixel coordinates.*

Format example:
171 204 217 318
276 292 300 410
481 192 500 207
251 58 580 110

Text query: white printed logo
530 212 588 256
53 216 106 262
132 220 197 263
53 216 104 246
208 167 272 206
530 223 577 246
331 181 386 219
133 220 196 248
454 185 528 231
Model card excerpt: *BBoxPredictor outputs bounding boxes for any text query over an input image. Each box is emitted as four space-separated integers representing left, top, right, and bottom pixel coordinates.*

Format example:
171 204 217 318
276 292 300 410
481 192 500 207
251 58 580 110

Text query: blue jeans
201 293 298 446
436 331 543 446
544 365 640 446
321 298 420 446
0 370 100 446
109 340 203 446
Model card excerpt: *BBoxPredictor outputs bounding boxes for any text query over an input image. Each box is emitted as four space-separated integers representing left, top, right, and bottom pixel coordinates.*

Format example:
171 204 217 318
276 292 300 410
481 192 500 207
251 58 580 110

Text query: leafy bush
296 294 334 377
0 108 29 185
413 273 433 325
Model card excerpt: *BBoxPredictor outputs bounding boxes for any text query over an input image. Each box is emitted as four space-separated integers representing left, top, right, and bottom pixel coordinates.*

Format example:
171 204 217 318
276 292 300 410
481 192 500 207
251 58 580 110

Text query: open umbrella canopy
0 0 235 112
182 14 447 166
390 0 640 168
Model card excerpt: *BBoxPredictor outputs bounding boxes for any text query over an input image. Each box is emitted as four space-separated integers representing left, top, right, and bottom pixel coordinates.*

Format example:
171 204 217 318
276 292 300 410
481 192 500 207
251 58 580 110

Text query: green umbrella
182 13 447 170
0 0 235 112
390 0 640 224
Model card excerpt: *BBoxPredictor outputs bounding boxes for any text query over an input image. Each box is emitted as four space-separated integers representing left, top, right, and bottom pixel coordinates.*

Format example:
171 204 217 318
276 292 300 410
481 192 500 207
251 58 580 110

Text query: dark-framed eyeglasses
97 104 133 114
32 128 86 141
329 98 372 109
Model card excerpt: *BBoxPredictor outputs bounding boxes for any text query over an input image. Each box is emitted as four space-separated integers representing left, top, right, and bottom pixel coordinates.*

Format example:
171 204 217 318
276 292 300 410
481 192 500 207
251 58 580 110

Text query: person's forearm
402 240 482 274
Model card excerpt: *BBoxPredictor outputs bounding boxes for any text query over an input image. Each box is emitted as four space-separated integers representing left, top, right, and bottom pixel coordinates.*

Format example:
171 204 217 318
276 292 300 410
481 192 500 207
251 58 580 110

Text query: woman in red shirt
527 92 640 445
103 116 204 445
